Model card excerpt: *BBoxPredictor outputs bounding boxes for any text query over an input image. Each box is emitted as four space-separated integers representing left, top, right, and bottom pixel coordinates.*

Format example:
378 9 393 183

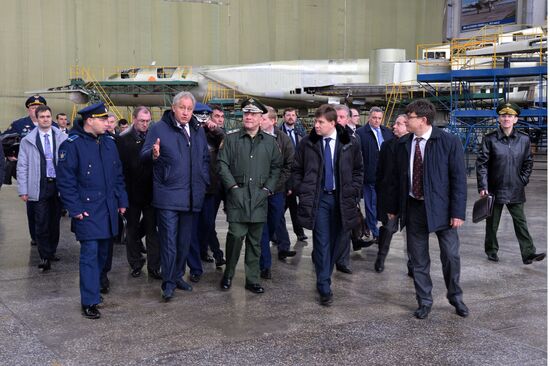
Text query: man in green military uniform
218 98 282 293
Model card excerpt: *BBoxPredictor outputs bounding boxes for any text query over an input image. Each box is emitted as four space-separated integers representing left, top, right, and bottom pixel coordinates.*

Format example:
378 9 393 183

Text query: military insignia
226 128 240 134
67 135 79 142
59 150 66 161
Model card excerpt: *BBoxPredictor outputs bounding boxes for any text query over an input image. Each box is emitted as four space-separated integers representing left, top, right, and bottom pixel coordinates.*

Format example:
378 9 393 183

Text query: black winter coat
116 127 153 205
476 127 533 204
375 136 398 221
291 124 363 231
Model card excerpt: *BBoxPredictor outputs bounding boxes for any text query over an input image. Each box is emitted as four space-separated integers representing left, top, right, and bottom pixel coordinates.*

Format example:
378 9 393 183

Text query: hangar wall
0 0 445 128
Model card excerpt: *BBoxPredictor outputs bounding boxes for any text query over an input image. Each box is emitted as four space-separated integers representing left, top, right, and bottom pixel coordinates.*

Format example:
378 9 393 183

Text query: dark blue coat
393 127 467 233
141 110 210 212
3 116 58 138
356 124 393 184
56 119 128 241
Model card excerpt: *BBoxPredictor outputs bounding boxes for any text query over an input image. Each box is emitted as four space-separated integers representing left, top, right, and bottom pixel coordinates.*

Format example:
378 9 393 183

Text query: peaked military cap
194 103 213 114
241 98 267 114
78 102 109 120
25 95 47 108
497 102 520 116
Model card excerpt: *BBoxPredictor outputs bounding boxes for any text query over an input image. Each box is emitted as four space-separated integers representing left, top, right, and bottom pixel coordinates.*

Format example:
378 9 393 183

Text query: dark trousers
260 192 285 270
157 209 193 293
26 201 36 241
485 202 536 261
313 192 347 296
80 239 110 306
187 213 203 276
34 180 61 260
286 191 305 237
406 197 463 307
335 235 351 268
125 203 160 271
100 239 114 288
198 194 224 261
363 183 379 237
224 222 264 285
377 215 398 261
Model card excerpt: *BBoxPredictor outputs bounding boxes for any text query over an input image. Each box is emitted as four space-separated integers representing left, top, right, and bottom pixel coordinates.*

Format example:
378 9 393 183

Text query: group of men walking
4 92 545 320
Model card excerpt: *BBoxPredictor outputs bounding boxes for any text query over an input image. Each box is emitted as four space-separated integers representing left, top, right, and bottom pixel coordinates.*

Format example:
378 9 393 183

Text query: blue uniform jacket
56 119 128 241
356 124 393 184
141 110 210 212
393 127 467 233
3 116 58 138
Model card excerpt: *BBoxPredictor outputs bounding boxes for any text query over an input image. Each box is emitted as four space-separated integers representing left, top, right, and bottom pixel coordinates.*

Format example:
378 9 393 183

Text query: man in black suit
356 107 394 244
374 114 408 273
391 99 469 319
116 106 161 279
279 107 307 243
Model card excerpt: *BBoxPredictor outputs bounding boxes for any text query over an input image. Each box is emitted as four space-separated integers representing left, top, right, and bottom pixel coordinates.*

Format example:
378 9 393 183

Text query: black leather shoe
260 268 272 279
374 257 385 273
352 238 373 251
487 253 499 262
407 269 414 278
38 259 51 272
414 305 431 319
100 276 110 294
297 235 308 241
201 255 215 263
161 289 173 302
215 258 226 268
450 300 469 318
49 255 60 262
131 268 142 278
190 274 201 283
176 279 193 291
278 250 297 260
220 276 232 290
148 268 162 280
245 283 265 294
320 292 333 306
82 305 101 319
336 264 353 274
523 252 546 265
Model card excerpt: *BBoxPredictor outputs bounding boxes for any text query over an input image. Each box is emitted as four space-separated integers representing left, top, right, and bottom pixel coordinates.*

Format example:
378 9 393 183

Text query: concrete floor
0 174 546 365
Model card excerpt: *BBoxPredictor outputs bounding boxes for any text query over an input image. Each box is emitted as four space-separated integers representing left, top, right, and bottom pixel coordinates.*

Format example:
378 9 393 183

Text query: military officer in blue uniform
3 95 51 246
56 102 128 319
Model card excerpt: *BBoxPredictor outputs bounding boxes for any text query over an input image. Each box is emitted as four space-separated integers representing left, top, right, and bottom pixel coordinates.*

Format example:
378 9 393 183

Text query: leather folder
472 194 495 223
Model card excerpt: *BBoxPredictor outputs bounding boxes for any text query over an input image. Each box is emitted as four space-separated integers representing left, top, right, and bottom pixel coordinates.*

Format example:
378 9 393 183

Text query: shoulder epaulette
67 135 79 142
226 128 240 134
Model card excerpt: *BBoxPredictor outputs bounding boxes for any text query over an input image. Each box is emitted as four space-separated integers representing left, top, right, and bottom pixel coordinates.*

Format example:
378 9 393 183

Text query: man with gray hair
356 106 393 244
141 92 210 301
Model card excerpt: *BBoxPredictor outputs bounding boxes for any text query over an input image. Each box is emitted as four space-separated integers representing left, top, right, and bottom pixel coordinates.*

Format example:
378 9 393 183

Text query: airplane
463 0 500 14
31 59 371 111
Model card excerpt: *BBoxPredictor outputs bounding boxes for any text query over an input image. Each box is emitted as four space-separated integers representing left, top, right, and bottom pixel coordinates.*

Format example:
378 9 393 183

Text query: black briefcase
472 194 495 223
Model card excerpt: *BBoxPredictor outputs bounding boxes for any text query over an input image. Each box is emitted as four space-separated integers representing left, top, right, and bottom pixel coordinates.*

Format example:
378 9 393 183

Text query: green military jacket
218 128 282 223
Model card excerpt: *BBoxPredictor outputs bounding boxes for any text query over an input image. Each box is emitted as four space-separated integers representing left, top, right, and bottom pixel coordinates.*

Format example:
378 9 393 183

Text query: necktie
287 128 296 147
375 128 384 149
323 137 334 191
412 137 423 199
43 133 56 178
182 124 191 146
